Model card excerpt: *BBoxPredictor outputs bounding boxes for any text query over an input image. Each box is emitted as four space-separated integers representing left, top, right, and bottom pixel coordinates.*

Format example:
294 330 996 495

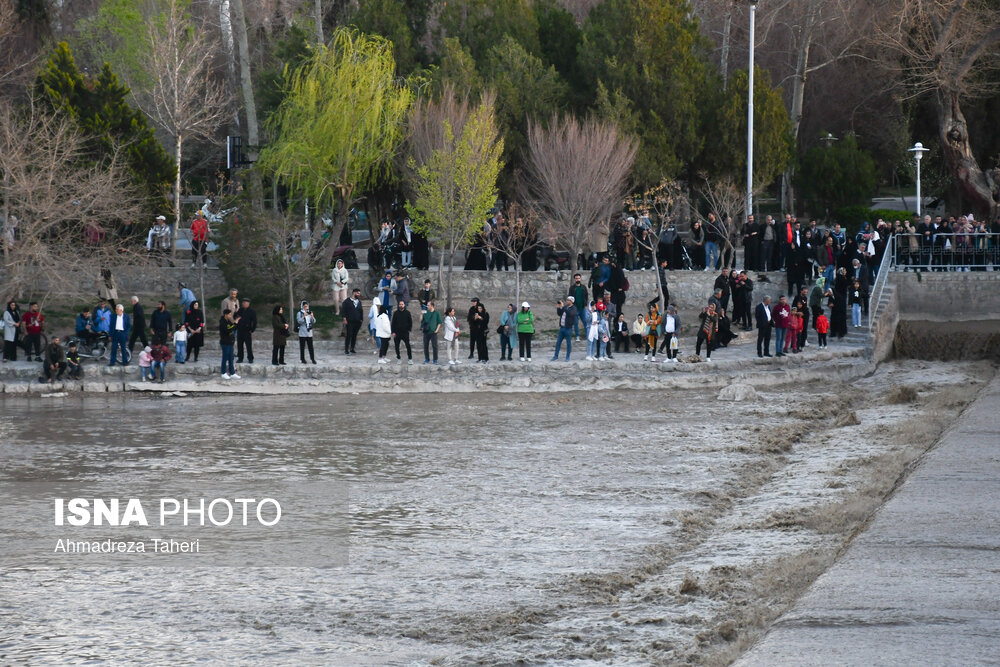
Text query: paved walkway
737 374 1000 666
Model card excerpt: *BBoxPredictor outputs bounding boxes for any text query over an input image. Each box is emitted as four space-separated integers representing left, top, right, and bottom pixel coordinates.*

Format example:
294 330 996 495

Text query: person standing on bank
516 302 534 361
422 300 443 364
2 300 20 362
470 302 490 363
755 295 773 358
499 304 516 361
391 299 413 364
375 302 392 364
108 303 131 366
467 297 481 359
271 304 289 365
184 300 205 362
330 259 349 314
551 296 577 361
221 288 239 317
297 300 317 364
219 308 239 379
235 297 257 363
129 296 148 355
149 301 173 345
443 306 460 365
341 288 363 355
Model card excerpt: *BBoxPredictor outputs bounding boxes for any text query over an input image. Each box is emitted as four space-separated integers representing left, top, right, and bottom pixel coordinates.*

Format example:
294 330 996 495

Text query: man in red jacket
22 301 44 362
772 295 791 358
190 212 210 268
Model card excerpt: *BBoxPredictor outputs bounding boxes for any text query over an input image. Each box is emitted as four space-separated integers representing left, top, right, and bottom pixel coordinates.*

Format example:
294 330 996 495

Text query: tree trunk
937 88 999 219
320 191 349 267
783 5 813 215
287 259 296 325
720 3 733 89
446 238 456 311
229 0 264 210
314 0 324 45
437 247 445 310
172 133 183 258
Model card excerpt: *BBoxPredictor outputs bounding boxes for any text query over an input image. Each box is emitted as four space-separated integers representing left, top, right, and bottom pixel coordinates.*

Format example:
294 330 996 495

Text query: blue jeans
705 241 719 269
110 331 129 365
586 338 598 358
152 360 166 380
140 366 153 380
220 344 235 375
553 327 573 359
175 341 186 363
775 327 787 354
852 304 862 327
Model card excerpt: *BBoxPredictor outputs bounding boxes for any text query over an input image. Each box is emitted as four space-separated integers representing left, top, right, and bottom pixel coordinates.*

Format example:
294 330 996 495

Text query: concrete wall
2 266 229 302
347 268 792 315
891 272 1000 321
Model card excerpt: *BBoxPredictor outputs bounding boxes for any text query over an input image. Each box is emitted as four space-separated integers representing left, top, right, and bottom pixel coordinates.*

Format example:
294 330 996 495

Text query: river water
0 362 990 664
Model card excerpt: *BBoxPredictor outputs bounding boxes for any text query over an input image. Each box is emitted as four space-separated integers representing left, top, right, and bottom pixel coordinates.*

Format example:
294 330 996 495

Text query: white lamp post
908 142 929 216
747 0 757 219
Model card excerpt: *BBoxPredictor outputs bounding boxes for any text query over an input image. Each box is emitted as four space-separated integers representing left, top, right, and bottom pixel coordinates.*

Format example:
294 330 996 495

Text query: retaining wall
891 272 1000 321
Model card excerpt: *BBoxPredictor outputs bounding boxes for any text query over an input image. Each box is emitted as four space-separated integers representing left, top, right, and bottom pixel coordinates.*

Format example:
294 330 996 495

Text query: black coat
236 307 257 333
149 308 173 333
341 297 363 323
755 303 773 330
132 302 146 329
391 309 412 335
219 316 236 345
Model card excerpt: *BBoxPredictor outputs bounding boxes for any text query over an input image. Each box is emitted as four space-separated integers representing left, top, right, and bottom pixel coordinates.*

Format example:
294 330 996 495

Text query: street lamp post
908 142 929 217
747 0 757 219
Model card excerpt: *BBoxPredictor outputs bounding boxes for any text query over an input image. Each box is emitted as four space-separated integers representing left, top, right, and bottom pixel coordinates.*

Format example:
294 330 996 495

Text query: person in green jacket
420 301 443 364
515 301 535 361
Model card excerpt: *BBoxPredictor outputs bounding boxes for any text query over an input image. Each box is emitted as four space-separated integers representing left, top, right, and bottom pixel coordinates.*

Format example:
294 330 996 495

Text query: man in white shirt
755 295 773 358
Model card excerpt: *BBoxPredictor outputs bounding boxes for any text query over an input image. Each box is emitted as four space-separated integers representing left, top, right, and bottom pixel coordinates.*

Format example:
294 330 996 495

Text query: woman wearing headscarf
271 304 289 365
374 302 392 364
330 259 349 314
3 300 21 361
645 303 661 362
470 302 490 362
183 300 205 362
831 267 849 339
297 300 317 364
499 303 516 361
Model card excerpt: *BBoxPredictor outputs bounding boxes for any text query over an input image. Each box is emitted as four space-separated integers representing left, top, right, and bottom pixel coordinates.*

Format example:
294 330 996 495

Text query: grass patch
885 384 919 404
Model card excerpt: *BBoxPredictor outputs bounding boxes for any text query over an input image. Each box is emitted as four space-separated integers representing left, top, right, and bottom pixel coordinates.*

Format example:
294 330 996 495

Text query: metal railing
888 232 1000 272
868 240 894 330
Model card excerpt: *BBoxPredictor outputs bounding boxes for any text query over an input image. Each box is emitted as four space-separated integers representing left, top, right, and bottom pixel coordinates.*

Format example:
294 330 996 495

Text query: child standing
786 309 802 354
138 346 153 381
815 308 830 349
850 279 864 328
173 323 188 363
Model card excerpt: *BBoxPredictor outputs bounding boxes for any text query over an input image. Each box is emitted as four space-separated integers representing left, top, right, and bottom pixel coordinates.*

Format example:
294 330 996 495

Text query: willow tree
258 28 412 264
406 91 504 309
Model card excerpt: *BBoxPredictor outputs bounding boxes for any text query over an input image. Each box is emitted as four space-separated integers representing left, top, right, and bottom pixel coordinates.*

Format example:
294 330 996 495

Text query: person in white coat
443 307 461 365
330 259 349 313
374 304 392 363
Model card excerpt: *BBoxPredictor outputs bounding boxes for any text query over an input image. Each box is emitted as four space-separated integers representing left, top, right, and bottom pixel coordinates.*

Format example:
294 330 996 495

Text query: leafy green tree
36 42 174 210
797 133 877 218
438 0 540 66
257 28 412 266
429 37 482 98
711 68 794 190
256 24 313 122
407 92 504 309
349 0 422 76
534 0 582 90
578 0 713 188
482 35 568 184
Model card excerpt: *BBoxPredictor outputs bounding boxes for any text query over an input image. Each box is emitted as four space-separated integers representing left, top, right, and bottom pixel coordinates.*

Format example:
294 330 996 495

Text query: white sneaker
378 358 387 364
456 360 462 364
575 337 581 342
231 373 241 379
706 358 712 362
643 355 649 361
407 359 413 365
141 376 147 382
449 360 455 365
519 357 525 361
585 355 594 361
527 358 531 362
221 373 231 379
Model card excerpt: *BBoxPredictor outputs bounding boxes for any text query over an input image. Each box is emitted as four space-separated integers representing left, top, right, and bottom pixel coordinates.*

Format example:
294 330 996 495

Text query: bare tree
624 180 689 304
134 0 232 260
698 175 747 270
0 101 149 302
522 115 637 271
875 0 1000 218
484 202 541 307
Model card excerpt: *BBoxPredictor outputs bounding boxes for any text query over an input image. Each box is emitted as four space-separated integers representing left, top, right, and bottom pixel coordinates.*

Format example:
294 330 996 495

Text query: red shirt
816 315 830 334
191 217 209 242
22 311 43 334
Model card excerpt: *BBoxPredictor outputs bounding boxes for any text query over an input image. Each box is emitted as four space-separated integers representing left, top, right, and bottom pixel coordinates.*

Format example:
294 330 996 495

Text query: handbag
496 324 505 335
601 334 610 343
280 328 290 337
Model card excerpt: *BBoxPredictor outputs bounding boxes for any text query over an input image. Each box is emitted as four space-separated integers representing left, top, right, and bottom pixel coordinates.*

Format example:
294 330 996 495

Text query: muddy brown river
0 360 991 665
